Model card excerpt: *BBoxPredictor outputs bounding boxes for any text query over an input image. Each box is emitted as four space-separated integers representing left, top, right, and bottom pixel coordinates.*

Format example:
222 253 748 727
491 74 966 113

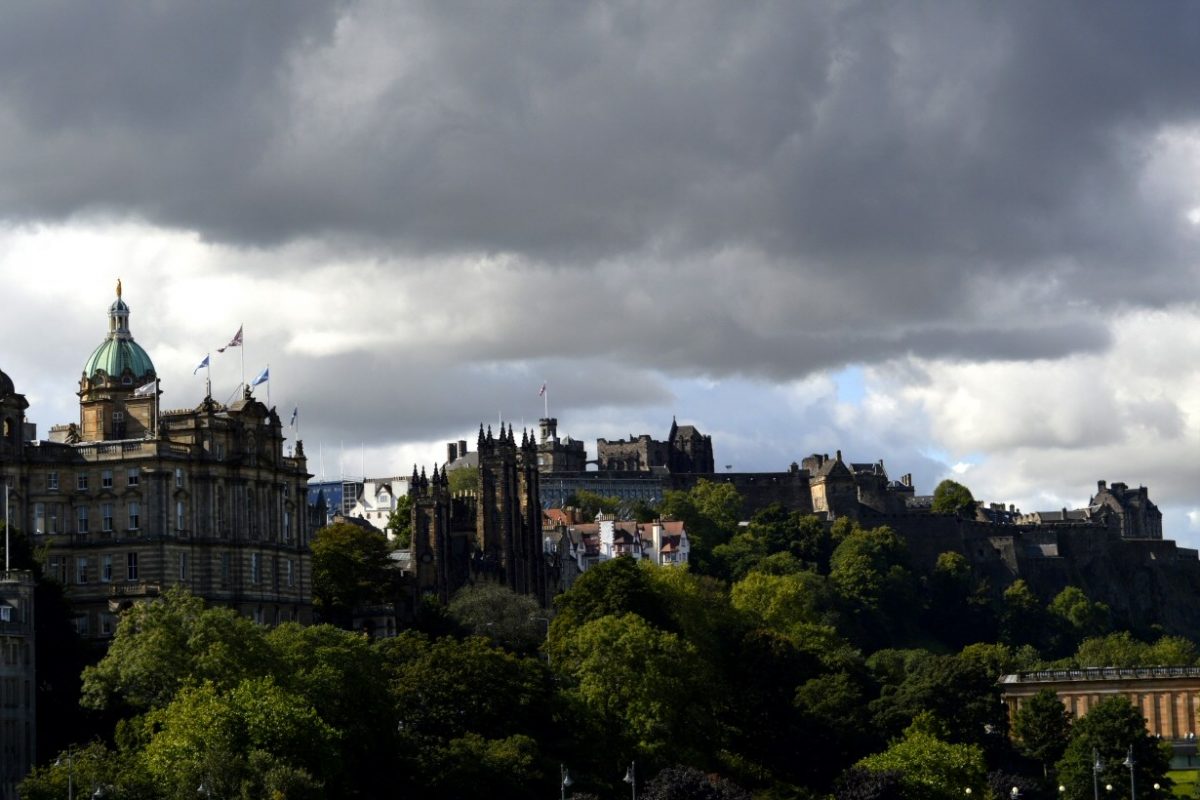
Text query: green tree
641 764 751 800
140 677 338 799
855 715 988 800
447 466 479 494
829 525 913 612
386 494 414 547
549 556 674 663
1011 688 1072 777
730 569 839 636
265 622 399 797
870 652 1007 746
930 479 976 518
829 524 917 645
1048 586 1110 651
660 480 742 569
310 521 395 625
1055 696 1169 799
448 582 548 655
556 613 711 760
81 588 275 712
999 579 1049 649
564 489 622 518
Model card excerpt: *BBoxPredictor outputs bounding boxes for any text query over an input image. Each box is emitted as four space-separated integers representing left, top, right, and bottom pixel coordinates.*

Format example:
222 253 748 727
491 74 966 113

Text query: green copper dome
83 280 156 382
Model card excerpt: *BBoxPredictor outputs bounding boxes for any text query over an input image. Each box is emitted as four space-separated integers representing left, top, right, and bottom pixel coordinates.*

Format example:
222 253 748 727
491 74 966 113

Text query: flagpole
265 363 271 408
240 323 245 396
544 384 549 419
205 355 212 399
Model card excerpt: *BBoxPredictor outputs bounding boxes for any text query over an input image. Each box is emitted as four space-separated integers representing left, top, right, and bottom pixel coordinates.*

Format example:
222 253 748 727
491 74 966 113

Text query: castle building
535 418 586 474
596 418 715 474
0 283 313 637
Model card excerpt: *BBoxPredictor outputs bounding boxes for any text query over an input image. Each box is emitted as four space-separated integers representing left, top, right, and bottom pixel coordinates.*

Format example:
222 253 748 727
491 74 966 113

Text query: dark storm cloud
2 1 1199 380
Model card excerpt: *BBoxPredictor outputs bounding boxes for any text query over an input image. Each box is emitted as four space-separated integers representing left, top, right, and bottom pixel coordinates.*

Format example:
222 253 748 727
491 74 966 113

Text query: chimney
1097 480 1107 492
458 440 468 458
447 443 458 464
652 521 663 565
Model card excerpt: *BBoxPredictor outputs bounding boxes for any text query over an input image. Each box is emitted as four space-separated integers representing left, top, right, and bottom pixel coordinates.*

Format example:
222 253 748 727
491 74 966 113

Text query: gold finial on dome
116 277 122 298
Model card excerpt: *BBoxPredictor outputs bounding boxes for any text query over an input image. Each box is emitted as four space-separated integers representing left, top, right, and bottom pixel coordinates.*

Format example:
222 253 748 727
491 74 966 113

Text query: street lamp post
54 748 74 800
1093 749 1104 800
560 764 572 800
1123 745 1136 800
623 761 636 800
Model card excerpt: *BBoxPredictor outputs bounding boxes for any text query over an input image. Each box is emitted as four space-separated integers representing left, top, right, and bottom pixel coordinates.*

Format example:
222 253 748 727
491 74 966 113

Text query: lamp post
1123 745 1136 800
1011 788 1021 799
1093 749 1104 800
623 761 636 800
54 748 74 800
560 764 572 800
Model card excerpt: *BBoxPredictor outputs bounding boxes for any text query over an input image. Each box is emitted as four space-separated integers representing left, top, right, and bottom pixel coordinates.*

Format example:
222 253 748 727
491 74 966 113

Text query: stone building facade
1001 668 1200 753
0 570 35 800
0 284 313 638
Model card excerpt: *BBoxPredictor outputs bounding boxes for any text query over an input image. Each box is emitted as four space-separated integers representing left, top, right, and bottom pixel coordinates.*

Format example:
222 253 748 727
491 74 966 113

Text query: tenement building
0 570 35 800
0 283 313 638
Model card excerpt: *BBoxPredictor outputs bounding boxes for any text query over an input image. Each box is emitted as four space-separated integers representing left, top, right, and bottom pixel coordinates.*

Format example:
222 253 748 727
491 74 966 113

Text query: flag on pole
251 367 270 387
217 325 243 353
193 354 210 374
133 381 156 397
538 382 546 397
290 406 298 427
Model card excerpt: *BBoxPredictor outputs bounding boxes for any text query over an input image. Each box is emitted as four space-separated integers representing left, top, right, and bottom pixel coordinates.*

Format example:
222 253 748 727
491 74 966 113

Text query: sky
3 2 1200 541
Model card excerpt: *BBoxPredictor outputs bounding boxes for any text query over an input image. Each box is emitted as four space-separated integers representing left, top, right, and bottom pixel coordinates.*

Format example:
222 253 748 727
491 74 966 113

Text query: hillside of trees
14 481 1195 799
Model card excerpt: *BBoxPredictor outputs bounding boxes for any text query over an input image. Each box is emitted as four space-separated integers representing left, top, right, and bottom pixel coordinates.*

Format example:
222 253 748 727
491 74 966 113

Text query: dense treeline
17 481 1188 799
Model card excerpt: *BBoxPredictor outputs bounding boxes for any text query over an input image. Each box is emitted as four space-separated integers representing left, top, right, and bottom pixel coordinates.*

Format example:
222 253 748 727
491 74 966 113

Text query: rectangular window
101 614 114 635
176 500 185 532
127 468 139 487
49 556 67 584
128 502 140 530
283 510 291 542
101 469 113 489
74 614 90 635
251 553 260 584
286 559 294 587
34 503 45 535
47 472 59 490
76 506 89 534
75 557 88 585
0 607 10 622
48 504 59 534
102 555 113 583
179 552 189 580
220 552 231 584
175 468 184 489
76 473 88 491
127 552 138 581
101 503 113 532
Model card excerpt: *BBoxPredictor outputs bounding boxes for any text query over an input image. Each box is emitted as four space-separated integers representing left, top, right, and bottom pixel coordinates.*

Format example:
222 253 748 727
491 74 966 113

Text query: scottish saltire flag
251 367 270 387
217 325 243 353
290 406 298 427
538 382 546 397
193 354 210 374
133 381 156 397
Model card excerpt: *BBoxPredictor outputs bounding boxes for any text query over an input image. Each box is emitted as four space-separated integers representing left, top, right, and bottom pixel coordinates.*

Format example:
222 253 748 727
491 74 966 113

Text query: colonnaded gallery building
0 283 313 638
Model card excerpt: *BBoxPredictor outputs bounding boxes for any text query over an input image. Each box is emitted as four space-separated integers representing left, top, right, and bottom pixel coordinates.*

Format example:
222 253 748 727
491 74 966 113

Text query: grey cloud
2 2 1200 385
